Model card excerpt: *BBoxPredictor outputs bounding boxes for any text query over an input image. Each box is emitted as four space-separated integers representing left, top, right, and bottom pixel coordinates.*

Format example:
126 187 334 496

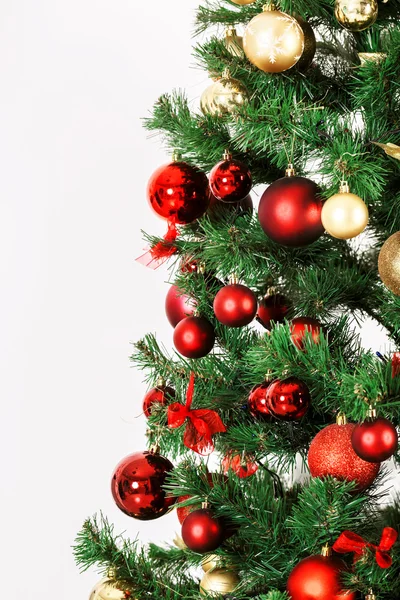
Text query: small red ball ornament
351 411 398 463
266 377 311 420
181 508 224 553
291 317 321 349
173 316 215 358
143 385 175 418
165 284 197 328
257 293 290 329
258 167 324 247
111 450 176 520
209 152 252 203
213 283 257 327
148 160 209 224
248 381 272 419
222 452 259 478
308 418 380 491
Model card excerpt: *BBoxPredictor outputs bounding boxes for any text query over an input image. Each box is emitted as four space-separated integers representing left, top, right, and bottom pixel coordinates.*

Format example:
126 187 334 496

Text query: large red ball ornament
111 451 176 520
248 382 272 419
209 153 252 203
352 417 398 463
291 317 321 350
287 553 356 600
213 283 257 327
257 293 290 329
181 508 224 553
148 160 209 224
173 316 215 358
143 385 175 418
266 377 311 420
165 284 197 328
258 171 324 247
308 422 380 491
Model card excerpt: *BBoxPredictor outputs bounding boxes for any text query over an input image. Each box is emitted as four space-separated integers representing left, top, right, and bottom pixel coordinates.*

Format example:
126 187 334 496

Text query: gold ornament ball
230 0 257 4
243 6 304 73
202 554 220 573
89 578 126 600
378 232 400 296
200 569 240 596
224 27 244 58
334 0 378 32
321 183 369 239
200 72 249 117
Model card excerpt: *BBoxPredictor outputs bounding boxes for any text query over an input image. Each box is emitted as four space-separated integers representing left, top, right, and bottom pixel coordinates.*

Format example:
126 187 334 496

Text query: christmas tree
74 1 400 599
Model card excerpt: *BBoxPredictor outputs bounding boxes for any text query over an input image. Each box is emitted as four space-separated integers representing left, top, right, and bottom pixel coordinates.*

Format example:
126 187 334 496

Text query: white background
0 1 396 598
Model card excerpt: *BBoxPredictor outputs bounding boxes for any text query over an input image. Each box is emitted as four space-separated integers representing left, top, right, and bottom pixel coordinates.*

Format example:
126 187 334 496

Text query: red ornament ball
143 385 175 418
181 508 224 553
352 417 398 463
257 293 290 329
222 452 259 478
111 451 176 520
287 553 356 600
248 382 272 419
213 283 257 327
173 316 215 358
165 284 197 328
148 161 209 224
308 423 380 491
266 377 311 420
209 155 252 203
258 175 324 247
291 317 321 350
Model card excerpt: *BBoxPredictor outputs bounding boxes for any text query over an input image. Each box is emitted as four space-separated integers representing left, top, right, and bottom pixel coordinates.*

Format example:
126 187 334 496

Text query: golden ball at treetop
89 578 126 600
200 569 240 596
334 0 378 32
378 232 400 296
243 5 304 73
321 182 369 239
200 71 249 117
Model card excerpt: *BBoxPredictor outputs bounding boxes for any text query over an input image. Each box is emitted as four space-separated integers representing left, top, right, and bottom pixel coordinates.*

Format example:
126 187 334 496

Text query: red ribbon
136 220 178 269
333 527 398 569
392 352 400 378
168 372 226 456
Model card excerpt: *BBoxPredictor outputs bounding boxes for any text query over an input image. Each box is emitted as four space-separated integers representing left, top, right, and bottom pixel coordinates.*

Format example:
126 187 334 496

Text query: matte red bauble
222 452 259 478
308 422 380 491
258 172 323 247
181 508 224 553
291 317 321 349
248 382 272 419
165 284 197 328
213 283 257 327
148 161 209 224
257 293 290 329
266 377 310 420
111 450 176 520
143 385 175 418
209 153 252 203
352 417 398 463
287 553 356 600
173 316 215 358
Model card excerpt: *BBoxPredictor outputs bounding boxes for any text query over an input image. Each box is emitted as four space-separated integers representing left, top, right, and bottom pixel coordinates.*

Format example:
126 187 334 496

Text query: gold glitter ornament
224 26 244 57
334 0 378 32
321 181 369 239
243 4 305 73
200 71 250 117
200 569 240 596
378 232 400 296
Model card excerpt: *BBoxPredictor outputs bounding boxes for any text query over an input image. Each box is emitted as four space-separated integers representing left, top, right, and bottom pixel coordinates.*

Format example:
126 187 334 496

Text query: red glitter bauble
142 385 175 418
222 452 259 478
213 283 257 327
165 284 197 328
291 317 321 350
308 423 380 491
258 175 324 247
248 382 272 419
147 161 209 224
209 156 252 203
352 417 398 463
287 554 356 600
111 451 176 520
173 316 215 358
266 377 310 420
181 508 224 553
257 293 290 329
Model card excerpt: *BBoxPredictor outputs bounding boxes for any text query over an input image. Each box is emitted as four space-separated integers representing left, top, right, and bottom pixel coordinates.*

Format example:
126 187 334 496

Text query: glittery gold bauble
295 16 316 71
200 71 249 117
224 27 244 57
334 0 378 32
243 5 304 73
200 569 240 596
321 182 369 239
89 578 126 600
378 232 400 296
230 0 257 4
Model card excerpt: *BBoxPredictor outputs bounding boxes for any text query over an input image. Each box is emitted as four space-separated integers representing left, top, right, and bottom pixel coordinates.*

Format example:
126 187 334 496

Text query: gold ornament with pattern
334 0 378 32
321 181 369 239
243 4 305 73
200 70 250 116
224 26 244 57
200 569 240 596
378 232 400 296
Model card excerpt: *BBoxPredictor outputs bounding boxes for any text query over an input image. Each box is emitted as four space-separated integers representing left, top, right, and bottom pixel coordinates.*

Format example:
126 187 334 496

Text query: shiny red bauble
213 283 257 327
351 417 398 463
266 377 310 420
257 293 290 329
258 175 324 247
165 284 197 328
173 316 215 358
148 161 209 224
181 508 224 553
143 385 175 418
248 382 272 419
291 317 321 350
222 452 259 478
111 451 176 520
287 554 356 600
209 156 252 203
308 423 380 491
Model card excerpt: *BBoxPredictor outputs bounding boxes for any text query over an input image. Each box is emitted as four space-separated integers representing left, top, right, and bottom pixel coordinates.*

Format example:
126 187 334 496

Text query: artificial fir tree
74 1 400 598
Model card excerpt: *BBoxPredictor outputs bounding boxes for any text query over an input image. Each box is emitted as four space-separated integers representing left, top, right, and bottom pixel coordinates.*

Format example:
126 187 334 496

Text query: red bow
136 220 177 269
333 527 398 569
168 372 226 456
